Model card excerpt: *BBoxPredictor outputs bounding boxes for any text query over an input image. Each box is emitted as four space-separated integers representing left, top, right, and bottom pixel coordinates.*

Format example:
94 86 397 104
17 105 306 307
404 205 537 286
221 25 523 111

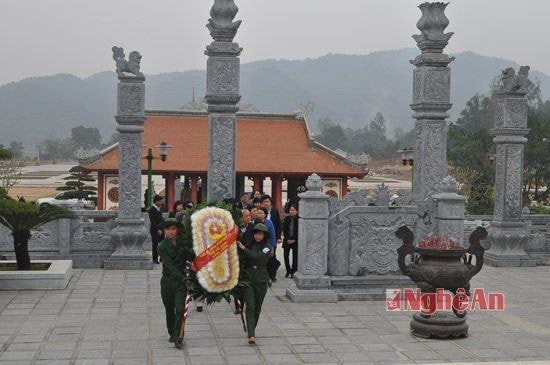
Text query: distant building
81 110 365 211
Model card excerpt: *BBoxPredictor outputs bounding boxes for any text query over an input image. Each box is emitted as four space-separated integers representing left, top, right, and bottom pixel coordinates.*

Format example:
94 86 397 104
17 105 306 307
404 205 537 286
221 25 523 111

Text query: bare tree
0 158 23 193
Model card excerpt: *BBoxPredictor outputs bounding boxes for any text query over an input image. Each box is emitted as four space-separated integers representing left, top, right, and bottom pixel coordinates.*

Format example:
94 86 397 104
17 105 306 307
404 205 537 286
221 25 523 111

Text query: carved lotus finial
305 173 323 192
347 152 371 166
207 0 242 42
376 182 390 206
412 2 454 53
439 176 458 193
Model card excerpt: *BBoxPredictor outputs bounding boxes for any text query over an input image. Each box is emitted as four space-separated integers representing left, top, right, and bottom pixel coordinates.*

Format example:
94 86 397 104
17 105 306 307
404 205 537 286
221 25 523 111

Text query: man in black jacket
237 193 252 209
148 195 165 264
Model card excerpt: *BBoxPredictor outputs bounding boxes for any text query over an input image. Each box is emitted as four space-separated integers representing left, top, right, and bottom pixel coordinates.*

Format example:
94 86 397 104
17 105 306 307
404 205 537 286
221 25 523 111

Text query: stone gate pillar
411 2 454 202
486 66 536 267
433 176 465 245
104 47 151 270
205 0 242 201
286 173 336 302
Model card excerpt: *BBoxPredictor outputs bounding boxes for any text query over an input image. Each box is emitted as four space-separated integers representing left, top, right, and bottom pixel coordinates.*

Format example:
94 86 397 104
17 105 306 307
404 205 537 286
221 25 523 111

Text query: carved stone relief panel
118 83 145 116
494 98 505 129
413 124 425 193
347 210 417 275
503 98 528 129
207 57 239 95
503 145 523 220
207 114 236 201
300 220 328 275
118 133 143 219
415 120 447 201
71 219 116 252
328 216 350 276
413 67 450 104
29 221 60 251
0 225 12 250
493 144 506 220
0 222 60 253
413 69 423 104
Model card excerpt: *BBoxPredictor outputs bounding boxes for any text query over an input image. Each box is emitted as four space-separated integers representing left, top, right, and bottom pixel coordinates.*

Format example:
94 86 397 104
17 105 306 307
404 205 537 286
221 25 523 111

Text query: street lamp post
398 148 415 191
144 141 172 209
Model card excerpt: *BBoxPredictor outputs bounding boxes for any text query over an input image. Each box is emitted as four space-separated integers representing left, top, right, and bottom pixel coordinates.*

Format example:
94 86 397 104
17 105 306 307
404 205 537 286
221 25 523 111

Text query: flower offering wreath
178 201 247 305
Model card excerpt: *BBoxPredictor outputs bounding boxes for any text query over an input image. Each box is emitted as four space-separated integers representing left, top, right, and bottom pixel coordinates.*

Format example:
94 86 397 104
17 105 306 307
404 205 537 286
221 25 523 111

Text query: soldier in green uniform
237 223 272 345
158 218 188 349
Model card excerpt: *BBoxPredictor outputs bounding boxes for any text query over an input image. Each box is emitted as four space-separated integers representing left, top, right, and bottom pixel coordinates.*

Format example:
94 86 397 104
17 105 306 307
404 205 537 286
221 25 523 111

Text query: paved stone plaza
1 263 550 365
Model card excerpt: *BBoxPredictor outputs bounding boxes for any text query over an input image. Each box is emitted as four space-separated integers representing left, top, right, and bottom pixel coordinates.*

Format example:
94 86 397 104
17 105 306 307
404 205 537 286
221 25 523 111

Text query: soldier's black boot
174 338 183 349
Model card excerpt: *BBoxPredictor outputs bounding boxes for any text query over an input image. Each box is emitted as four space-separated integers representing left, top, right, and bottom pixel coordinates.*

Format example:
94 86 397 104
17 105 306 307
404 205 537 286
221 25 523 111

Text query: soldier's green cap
158 218 183 229
252 223 270 235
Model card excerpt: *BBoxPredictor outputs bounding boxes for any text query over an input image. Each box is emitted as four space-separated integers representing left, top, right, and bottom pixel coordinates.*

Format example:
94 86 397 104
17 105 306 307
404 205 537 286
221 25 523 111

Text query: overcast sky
0 0 548 86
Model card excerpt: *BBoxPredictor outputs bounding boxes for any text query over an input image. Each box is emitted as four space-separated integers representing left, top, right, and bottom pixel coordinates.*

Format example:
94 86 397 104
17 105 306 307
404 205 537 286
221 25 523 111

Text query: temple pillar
97 172 105 210
252 176 263 195
287 178 297 206
104 46 151 269
236 175 245 198
165 173 175 210
286 174 336 302
272 175 283 213
411 2 454 202
486 65 536 267
205 0 242 202
198 176 207 203
258 177 264 195
342 177 348 198
191 176 199 204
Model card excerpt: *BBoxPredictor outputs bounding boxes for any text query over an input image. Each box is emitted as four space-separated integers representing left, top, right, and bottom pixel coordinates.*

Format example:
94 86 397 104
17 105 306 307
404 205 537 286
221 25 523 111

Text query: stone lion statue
499 65 530 93
112 46 144 78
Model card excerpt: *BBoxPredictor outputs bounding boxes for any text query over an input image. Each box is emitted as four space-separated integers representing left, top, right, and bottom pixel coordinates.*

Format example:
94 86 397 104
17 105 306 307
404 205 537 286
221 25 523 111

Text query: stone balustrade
0 210 151 268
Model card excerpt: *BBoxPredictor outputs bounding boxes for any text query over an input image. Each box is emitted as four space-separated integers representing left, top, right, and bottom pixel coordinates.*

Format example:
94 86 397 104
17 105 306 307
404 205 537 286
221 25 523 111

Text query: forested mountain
1 49 548 148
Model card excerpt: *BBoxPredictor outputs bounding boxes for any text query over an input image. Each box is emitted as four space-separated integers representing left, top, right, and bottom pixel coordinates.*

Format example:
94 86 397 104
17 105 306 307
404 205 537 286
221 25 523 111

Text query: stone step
329 275 416 301
335 288 389 301
330 274 414 290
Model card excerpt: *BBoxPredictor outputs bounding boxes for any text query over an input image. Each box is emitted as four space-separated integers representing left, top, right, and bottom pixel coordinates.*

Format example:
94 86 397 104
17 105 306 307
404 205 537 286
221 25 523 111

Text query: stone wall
464 214 550 265
328 204 418 276
0 210 152 268
287 171 550 303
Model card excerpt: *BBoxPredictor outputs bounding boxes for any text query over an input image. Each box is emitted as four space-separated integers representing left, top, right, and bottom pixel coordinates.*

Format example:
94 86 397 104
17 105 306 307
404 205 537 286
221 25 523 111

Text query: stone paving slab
1 265 550 364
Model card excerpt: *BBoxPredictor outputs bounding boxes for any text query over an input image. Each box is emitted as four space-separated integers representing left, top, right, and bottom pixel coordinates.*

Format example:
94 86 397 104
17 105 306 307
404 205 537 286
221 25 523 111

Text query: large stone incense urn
396 226 488 338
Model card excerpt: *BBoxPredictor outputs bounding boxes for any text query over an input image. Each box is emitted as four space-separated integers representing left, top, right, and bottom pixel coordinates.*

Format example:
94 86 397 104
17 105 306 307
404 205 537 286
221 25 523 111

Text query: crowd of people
148 192 300 348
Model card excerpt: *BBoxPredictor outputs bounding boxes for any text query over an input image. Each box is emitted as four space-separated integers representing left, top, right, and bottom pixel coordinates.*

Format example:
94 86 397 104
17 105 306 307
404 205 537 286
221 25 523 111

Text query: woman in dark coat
282 205 299 278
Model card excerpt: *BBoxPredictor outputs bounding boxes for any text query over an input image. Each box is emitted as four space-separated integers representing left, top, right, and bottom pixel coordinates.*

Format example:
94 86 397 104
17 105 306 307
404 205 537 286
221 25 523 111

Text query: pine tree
56 166 97 204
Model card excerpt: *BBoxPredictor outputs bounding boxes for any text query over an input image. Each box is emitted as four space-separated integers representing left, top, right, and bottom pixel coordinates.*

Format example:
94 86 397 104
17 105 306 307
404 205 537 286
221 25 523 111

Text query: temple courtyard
1 263 550 365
